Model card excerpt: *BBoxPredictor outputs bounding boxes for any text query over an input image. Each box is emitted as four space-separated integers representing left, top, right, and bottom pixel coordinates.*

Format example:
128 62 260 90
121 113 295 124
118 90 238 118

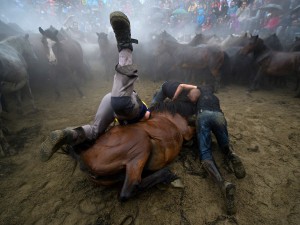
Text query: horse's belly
265 61 296 75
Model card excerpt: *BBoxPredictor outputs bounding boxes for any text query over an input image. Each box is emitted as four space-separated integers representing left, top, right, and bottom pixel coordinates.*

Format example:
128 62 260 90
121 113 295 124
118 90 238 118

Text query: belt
198 109 221 113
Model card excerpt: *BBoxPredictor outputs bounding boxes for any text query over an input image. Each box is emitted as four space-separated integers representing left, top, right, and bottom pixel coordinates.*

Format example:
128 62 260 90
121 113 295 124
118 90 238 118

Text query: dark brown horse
39 26 86 98
240 35 300 97
60 101 196 201
289 37 300 52
155 31 230 91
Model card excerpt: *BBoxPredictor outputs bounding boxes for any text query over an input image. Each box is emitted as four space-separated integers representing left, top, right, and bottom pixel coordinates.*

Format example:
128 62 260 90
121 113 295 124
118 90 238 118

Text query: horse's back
0 43 27 81
266 51 300 75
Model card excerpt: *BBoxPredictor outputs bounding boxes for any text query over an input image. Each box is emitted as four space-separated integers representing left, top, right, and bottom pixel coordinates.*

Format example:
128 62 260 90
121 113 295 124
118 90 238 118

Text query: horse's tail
220 51 232 86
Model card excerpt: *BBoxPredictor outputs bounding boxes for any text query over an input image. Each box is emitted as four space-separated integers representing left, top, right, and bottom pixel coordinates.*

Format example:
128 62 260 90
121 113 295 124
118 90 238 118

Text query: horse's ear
244 32 247 37
24 33 29 40
39 27 45 35
254 35 259 41
54 30 58 37
96 32 100 37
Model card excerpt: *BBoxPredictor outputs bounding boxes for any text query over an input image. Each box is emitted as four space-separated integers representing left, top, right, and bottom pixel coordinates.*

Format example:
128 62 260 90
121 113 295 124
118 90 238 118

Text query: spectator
236 1 251 32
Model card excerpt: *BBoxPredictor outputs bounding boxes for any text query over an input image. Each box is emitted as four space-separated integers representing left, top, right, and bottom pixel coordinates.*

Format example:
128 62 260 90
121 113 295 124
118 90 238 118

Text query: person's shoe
110 11 138 51
40 129 74 162
223 181 236 215
229 154 246 179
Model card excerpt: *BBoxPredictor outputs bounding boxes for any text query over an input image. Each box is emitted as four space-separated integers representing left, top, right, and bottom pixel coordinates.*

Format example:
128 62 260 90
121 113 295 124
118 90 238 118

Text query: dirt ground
0 67 299 225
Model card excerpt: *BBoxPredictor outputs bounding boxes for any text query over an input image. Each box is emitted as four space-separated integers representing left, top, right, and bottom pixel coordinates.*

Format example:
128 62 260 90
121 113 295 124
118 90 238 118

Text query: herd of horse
1 18 300 201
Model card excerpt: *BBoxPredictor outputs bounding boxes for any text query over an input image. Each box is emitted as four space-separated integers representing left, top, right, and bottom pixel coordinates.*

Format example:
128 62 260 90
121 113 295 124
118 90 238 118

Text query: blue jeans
196 110 229 161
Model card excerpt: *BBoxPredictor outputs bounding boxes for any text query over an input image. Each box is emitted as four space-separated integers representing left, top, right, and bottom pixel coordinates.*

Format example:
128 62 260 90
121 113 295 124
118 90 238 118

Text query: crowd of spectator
0 0 299 40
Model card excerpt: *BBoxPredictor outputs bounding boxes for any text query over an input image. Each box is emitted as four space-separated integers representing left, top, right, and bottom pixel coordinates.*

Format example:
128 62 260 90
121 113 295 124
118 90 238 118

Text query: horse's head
96 32 108 46
154 30 178 55
39 26 59 65
264 33 283 51
189 33 204 46
240 35 263 55
22 34 37 60
39 26 59 42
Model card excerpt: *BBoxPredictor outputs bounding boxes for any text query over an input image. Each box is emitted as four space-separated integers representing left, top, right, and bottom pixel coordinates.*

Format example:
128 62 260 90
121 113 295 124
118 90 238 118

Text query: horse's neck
189 36 202 46
161 113 194 141
99 39 110 49
165 41 184 56
253 43 270 60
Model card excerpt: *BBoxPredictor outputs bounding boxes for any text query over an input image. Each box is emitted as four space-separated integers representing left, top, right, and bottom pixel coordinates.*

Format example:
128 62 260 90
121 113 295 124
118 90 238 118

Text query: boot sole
110 11 130 30
232 156 246 179
225 183 236 215
40 130 65 162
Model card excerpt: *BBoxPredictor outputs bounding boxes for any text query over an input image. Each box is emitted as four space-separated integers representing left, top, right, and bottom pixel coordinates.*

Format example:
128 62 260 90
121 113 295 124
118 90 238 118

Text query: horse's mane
149 100 196 117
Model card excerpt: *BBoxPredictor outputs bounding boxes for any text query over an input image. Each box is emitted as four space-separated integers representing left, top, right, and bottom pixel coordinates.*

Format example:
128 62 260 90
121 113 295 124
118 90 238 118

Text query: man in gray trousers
40 11 151 162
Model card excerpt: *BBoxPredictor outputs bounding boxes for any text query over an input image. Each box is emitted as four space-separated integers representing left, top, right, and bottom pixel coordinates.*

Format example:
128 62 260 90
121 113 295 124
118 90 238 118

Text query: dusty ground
0 68 299 225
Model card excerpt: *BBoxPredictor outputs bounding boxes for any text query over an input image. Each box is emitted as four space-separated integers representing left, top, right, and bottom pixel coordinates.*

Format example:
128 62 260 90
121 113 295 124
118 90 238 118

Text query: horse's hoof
171 179 184 189
119 195 129 202
246 91 252 97
7 147 17 156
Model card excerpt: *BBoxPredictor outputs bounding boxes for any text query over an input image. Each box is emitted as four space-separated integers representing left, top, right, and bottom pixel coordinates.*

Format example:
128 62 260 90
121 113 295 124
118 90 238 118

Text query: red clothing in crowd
264 16 280 30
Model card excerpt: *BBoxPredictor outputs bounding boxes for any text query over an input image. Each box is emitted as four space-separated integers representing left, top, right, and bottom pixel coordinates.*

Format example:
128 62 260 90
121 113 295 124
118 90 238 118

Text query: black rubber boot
202 159 236 215
40 127 86 162
110 11 138 52
223 145 246 179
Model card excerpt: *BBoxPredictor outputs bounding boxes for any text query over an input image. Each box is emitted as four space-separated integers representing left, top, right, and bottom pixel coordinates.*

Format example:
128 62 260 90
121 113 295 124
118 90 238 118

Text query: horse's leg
138 168 178 191
1 79 26 114
249 68 263 92
1 94 8 112
71 70 84 98
15 90 23 114
295 76 300 98
23 79 37 112
50 67 61 99
211 69 220 93
0 128 16 156
119 142 151 201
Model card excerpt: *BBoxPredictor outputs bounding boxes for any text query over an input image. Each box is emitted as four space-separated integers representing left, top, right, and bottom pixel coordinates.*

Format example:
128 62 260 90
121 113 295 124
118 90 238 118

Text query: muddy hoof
7 146 17 156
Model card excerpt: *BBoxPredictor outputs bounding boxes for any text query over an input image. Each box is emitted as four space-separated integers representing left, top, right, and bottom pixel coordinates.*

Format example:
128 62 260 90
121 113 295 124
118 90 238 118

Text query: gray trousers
81 49 141 140
82 93 115 140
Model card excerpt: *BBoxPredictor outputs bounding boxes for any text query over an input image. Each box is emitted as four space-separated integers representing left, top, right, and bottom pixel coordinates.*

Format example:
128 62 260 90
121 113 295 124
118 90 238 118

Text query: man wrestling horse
40 11 152 161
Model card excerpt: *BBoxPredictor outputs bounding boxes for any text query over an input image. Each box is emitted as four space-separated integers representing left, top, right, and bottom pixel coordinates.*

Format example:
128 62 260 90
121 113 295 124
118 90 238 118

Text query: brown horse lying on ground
240 35 300 97
58 101 196 201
